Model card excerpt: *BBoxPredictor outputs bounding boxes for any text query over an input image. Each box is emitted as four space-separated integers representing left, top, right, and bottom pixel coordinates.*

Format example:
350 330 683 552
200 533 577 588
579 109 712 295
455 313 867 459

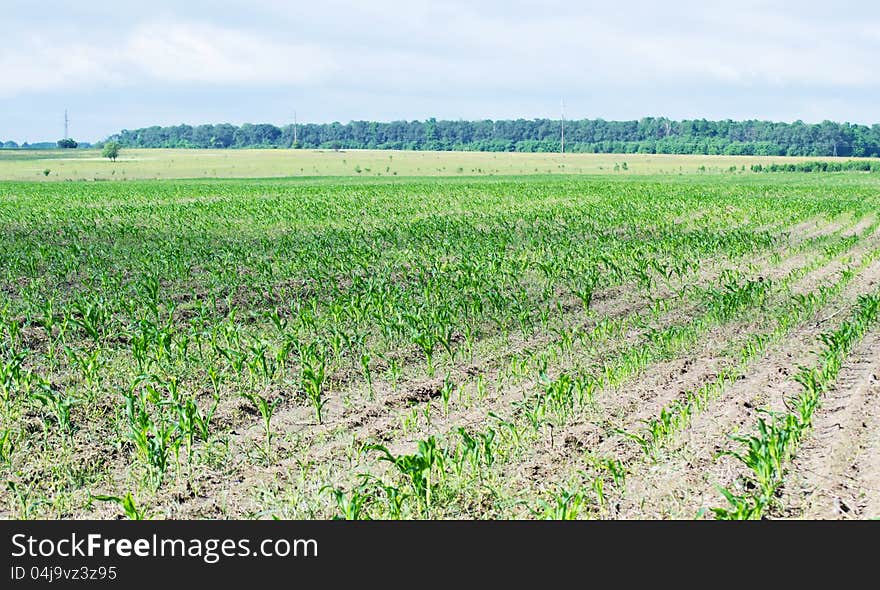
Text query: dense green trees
102 142 121 162
1 140 94 150
752 160 880 173
104 117 880 157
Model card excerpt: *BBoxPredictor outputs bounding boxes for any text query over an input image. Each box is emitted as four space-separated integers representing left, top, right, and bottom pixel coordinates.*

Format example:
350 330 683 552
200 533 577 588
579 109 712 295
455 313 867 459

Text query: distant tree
57 138 78 148
102 142 121 162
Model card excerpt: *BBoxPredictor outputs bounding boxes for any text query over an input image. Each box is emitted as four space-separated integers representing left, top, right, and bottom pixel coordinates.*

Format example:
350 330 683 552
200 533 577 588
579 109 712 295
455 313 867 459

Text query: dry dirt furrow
862 380 880 518
778 328 880 519
613 253 880 519
461 229 880 517
842 213 878 238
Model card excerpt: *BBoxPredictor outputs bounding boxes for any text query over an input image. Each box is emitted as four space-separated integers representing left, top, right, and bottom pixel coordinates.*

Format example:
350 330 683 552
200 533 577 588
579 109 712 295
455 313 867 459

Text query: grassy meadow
1 148 876 181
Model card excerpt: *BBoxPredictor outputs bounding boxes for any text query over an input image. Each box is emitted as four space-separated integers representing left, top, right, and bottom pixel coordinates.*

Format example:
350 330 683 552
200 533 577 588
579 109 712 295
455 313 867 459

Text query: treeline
1 140 92 149
752 160 880 173
105 118 880 157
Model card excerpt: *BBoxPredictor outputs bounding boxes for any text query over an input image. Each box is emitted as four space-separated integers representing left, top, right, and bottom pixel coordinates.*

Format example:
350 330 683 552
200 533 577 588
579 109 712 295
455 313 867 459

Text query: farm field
1 148 876 181
2 172 880 519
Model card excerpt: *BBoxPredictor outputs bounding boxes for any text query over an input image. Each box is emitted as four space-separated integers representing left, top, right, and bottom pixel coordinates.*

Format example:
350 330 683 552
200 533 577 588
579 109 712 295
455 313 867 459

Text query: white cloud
0 39 121 96
3 5 879 100
126 22 332 84
297 5 880 93
622 32 875 87
0 22 334 97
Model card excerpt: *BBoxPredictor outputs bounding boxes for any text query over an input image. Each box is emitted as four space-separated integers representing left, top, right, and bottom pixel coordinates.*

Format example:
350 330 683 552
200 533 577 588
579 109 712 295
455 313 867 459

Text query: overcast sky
3 0 880 142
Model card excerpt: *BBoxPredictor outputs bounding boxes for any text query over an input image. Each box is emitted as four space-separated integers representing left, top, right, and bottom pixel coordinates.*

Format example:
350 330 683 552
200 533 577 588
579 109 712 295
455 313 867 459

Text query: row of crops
1 175 879 519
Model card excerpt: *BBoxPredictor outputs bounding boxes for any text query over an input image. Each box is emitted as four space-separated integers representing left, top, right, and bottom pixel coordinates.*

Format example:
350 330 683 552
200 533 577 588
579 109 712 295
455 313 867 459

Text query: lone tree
57 138 78 148
102 142 121 162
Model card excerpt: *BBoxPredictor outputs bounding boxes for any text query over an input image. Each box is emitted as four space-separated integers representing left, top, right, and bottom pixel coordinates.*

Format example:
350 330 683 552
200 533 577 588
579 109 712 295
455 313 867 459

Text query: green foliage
107 118 880 157
757 160 880 173
368 436 443 516
240 390 282 459
322 483 371 520
533 486 587 520
102 141 121 161
299 342 328 424
91 492 147 519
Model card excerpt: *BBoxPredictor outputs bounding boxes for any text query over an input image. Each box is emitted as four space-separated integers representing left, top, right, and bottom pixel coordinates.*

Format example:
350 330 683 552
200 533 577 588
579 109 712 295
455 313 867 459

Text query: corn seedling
241 391 282 460
91 492 147 520
300 343 328 424
368 436 443 517
533 486 587 520
322 484 371 520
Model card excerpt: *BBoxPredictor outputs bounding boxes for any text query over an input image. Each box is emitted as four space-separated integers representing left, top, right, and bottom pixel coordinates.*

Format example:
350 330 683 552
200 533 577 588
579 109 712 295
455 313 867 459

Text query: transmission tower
64 109 69 140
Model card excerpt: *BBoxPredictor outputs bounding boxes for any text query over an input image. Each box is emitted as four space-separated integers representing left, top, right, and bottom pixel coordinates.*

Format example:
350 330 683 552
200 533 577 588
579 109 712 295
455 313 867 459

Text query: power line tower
560 98 565 155
293 110 298 148
64 109 69 140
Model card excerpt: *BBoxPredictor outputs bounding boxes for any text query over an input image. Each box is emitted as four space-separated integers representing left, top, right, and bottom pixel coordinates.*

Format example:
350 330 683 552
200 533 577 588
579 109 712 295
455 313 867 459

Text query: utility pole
64 109 69 140
560 98 565 155
293 110 298 148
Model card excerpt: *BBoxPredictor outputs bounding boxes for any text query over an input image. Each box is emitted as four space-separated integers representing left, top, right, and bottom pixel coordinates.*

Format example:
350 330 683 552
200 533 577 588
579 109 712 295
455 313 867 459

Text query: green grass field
1 148 874 181
2 160 880 520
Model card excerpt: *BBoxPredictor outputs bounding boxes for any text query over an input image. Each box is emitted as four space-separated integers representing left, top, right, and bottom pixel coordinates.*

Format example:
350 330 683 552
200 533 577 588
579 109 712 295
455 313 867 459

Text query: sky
2 0 880 142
